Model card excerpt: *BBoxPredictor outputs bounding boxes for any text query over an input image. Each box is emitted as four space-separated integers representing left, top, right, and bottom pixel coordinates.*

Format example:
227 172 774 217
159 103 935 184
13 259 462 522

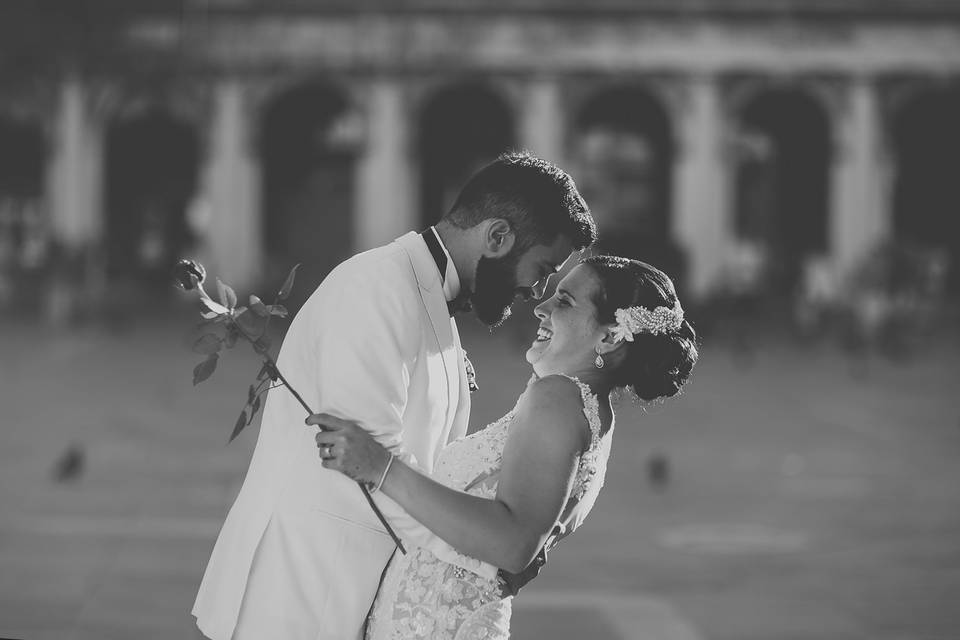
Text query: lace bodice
433 375 607 503
365 375 613 640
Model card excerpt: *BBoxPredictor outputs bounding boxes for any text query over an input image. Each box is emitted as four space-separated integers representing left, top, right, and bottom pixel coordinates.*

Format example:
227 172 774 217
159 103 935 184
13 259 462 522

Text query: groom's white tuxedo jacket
193 232 492 640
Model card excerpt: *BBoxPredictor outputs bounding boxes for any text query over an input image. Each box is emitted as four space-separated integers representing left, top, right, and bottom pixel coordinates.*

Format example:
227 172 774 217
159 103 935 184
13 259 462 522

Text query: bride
311 255 698 639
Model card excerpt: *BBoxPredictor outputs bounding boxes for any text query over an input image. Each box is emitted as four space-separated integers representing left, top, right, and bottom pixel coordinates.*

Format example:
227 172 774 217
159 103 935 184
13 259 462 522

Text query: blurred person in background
312 256 698 639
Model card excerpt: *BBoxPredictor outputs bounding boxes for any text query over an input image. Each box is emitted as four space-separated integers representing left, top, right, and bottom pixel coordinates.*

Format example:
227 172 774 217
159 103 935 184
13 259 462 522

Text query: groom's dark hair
444 150 596 254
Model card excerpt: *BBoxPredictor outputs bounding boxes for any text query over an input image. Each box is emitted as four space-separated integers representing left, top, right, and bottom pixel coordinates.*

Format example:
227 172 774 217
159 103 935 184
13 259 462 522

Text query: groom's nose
530 280 548 300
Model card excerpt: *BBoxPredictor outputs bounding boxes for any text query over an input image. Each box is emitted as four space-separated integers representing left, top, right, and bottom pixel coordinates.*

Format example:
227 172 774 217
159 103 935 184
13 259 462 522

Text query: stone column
201 79 262 290
354 77 416 250
43 77 106 324
829 78 889 280
47 77 104 249
671 75 732 299
519 76 566 167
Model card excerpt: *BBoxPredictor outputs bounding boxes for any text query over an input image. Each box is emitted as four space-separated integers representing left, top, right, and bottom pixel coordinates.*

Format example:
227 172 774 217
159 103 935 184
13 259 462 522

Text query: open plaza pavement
1 302 959 640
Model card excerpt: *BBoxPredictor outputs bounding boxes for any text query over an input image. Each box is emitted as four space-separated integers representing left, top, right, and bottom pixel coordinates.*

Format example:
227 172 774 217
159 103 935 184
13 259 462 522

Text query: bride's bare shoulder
514 375 591 448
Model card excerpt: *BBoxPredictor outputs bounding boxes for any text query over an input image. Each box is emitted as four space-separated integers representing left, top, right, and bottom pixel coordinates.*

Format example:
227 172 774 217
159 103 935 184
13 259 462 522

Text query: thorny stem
257 382 283 396
248 378 280 404
227 314 407 555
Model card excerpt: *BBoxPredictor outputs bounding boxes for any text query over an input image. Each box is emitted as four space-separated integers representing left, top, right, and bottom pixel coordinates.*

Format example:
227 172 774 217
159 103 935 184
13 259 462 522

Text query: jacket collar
396 230 462 436
397 231 443 294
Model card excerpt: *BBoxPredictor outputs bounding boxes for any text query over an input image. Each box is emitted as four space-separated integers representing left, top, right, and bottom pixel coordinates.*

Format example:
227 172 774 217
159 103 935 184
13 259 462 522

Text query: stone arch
0 115 45 199
417 81 516 227
732 87 832 292
571 83 679 277
0 115 47 290
891 83 960 291
104 106 200 286
258 80 360 307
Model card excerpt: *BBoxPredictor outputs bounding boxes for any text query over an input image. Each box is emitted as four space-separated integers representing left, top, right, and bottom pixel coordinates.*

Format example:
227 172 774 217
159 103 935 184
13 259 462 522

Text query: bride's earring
594 347 604 369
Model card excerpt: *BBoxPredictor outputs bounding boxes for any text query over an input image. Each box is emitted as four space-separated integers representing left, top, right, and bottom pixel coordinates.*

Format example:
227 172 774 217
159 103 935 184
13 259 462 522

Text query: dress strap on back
562 376 602 450
558 375 606 502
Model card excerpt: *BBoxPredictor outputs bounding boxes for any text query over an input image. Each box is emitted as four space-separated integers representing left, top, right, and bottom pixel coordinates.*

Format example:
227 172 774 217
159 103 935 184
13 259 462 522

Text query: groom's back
249 237 423 510
194 234 440 640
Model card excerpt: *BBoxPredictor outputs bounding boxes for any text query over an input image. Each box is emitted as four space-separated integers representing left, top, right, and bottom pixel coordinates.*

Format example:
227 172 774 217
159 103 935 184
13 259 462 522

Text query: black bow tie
421 228 469 317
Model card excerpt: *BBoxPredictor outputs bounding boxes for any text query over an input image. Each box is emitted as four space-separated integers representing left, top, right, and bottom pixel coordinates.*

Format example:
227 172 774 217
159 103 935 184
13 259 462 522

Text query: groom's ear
481 218 516 258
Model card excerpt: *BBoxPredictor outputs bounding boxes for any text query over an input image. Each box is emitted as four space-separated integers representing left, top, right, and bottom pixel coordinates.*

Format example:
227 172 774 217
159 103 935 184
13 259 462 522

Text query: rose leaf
278 264 300 301
249 295 270 317
193 353 219 385
229 408 248 443
192 334 223 356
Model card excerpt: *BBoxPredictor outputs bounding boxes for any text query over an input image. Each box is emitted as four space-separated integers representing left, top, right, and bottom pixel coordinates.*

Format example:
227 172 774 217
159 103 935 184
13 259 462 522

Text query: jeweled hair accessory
611 300 684 341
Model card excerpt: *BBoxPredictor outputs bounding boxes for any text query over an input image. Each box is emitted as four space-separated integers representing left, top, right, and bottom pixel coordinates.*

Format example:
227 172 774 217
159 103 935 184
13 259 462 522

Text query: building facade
2 1 959 311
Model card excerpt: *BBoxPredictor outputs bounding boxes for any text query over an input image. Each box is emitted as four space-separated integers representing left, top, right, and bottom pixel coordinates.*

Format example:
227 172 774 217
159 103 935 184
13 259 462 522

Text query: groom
193 151 596 640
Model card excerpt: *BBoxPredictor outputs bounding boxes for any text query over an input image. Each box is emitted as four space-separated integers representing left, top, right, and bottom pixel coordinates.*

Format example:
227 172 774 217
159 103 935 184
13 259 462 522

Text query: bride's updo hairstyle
581 256 698 401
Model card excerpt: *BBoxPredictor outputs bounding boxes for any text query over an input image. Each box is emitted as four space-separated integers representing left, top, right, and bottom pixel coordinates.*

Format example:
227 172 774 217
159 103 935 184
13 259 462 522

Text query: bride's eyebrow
557 287 576 301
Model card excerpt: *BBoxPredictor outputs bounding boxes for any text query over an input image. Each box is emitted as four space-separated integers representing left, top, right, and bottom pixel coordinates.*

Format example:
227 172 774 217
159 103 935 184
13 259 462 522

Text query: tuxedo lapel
396 232 461 436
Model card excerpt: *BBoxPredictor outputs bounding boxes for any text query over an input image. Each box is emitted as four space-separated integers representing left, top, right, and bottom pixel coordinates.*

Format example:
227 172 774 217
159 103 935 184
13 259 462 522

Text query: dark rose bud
174 259 206 291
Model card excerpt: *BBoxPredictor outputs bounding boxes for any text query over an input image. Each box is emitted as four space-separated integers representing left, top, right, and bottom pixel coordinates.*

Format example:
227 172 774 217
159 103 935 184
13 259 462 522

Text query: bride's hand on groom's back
497 546 547 598
308 413 392 486
498 520 564 597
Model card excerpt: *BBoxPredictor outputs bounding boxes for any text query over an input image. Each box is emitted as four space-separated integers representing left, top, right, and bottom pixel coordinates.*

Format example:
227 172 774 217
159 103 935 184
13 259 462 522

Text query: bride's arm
311 375 590 573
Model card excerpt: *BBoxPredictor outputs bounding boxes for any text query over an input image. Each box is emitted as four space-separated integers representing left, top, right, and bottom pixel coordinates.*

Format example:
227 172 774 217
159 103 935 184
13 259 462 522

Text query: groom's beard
472 253 521 329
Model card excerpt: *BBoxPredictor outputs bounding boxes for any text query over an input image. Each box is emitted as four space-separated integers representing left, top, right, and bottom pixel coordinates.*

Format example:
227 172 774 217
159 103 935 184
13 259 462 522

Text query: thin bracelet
372 455 394 493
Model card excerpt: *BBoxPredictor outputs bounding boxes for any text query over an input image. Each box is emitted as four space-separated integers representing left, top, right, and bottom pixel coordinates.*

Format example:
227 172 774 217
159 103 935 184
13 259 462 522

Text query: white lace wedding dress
365 376 613 640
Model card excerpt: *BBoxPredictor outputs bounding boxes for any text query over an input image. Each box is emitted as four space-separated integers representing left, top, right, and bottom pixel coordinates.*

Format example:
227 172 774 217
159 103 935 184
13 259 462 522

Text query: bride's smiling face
525 264 607 377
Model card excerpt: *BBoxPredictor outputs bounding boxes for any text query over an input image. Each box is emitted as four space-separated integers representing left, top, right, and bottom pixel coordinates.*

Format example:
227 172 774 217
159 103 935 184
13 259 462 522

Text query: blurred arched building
2 0 959 309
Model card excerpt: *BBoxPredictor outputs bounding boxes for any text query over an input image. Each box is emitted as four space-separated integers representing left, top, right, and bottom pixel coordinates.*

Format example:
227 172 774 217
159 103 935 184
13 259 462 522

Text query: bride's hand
307 413 392 486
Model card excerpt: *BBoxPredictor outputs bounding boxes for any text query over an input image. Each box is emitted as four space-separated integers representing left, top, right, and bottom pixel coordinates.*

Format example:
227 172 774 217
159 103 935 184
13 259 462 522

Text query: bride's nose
533 299 550 320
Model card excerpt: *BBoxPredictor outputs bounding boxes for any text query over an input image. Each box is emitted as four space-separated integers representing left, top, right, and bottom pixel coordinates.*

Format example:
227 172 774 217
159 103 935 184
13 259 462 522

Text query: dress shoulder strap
555 376 606 502
559 375 602 450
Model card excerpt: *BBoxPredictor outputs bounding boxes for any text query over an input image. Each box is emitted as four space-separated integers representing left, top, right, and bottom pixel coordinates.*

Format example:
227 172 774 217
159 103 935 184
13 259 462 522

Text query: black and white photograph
1 1 959 639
